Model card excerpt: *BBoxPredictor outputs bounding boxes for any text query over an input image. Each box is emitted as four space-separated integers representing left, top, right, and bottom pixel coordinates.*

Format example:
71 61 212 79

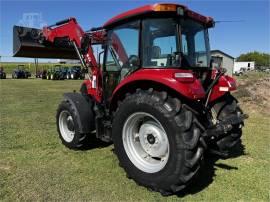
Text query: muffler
13 26 78 59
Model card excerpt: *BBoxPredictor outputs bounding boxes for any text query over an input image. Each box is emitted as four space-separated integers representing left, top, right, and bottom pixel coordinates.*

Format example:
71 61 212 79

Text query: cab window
105 21 140 74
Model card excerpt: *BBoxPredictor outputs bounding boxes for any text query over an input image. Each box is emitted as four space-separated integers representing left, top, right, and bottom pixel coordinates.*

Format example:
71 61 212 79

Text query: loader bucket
13 26 78 59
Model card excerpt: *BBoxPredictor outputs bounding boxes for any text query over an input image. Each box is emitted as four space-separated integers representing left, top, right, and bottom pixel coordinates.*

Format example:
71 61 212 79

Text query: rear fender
110 68 206 111
209 75 237 102
63 92 95 133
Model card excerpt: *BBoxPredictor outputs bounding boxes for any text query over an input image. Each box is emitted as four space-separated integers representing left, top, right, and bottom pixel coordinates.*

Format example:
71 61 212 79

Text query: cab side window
104 21 140 99
105 20 140 74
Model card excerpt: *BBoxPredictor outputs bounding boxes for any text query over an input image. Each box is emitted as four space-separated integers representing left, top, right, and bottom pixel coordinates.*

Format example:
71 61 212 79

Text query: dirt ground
233 73 270 115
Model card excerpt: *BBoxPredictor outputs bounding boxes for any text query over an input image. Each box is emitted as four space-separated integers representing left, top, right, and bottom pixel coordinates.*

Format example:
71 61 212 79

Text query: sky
0 0 269 62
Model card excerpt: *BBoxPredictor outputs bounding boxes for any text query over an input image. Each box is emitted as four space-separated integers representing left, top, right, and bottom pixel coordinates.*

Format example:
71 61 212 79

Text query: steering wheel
126 55 139 67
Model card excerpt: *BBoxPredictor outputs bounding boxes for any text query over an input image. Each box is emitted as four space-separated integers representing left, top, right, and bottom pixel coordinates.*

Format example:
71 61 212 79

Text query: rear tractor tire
56 100 90 149
210 93 244 156
112 89 204 195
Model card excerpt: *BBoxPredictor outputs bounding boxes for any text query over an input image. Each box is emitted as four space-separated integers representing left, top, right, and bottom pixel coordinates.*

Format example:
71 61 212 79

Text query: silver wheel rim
122 112 170 173
71 74 74 79
59 110 75 142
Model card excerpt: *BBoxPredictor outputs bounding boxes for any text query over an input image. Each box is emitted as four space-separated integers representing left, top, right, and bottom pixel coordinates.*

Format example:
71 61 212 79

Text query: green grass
0 78 269 201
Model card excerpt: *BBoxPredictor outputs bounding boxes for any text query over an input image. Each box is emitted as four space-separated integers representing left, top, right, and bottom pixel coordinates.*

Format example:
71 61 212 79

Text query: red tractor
13 3 247 195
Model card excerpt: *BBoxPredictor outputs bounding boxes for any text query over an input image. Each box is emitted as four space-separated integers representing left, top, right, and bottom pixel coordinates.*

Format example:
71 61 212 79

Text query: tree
237 51 270 68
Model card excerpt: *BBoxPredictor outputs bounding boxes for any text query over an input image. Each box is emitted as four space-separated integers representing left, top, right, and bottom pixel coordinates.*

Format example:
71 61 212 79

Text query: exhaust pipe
13 26 78 59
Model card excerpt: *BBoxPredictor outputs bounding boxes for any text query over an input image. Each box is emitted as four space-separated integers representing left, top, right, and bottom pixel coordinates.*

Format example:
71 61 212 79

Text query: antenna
215 20 245 23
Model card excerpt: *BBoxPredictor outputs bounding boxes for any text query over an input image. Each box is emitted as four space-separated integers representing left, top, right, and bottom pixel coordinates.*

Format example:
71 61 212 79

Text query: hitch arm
202 113 248 142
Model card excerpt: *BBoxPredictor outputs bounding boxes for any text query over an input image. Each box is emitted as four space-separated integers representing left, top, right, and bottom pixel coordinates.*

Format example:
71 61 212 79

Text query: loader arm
42 18 98 69
14 17 104 102
43 18 104 102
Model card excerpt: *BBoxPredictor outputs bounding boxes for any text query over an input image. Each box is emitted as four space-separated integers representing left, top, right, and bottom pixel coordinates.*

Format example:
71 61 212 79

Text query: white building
234 61 255 74
211 50 234 76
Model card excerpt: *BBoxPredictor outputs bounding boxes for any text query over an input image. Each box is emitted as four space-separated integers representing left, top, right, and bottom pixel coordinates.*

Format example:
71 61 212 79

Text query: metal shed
211 50 234 76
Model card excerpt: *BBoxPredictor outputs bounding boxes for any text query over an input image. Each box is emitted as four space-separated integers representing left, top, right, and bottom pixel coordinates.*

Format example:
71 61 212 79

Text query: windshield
142 18 210 68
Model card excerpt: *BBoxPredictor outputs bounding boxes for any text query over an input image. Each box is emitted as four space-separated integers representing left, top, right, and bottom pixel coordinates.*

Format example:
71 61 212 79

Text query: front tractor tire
112 89 203 195
210 93 244 156
56 100 89 149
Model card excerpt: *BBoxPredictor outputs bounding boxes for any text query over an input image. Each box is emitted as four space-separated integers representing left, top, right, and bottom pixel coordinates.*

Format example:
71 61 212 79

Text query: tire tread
112 89 203 195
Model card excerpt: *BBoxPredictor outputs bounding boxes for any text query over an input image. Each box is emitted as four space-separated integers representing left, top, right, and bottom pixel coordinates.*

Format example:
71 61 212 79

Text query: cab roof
103 3 214 28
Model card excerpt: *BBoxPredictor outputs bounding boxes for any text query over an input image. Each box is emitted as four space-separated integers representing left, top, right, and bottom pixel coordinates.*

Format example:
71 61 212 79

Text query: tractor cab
101 4 214 99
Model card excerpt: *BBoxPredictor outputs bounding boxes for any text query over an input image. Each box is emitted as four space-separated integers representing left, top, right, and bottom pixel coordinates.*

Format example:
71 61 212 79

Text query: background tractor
46 65 68 80
12 65 31 79
36 68 47 79
13 3 247 195
49 65 61 80
35 70 43 78
66 65 84 79
46 68 52 80
58 66 69 80
41 69 47 79
0 67 6 79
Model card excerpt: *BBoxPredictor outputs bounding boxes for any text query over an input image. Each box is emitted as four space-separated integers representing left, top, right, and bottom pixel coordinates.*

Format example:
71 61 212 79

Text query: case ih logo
17 13 47 28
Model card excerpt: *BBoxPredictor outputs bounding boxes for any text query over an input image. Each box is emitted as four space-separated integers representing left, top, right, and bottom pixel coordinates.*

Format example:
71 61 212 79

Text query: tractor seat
146 46 161 66
151 46 161 59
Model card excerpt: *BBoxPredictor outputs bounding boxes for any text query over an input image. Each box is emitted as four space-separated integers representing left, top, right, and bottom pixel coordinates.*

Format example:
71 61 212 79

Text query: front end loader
13 3 247 195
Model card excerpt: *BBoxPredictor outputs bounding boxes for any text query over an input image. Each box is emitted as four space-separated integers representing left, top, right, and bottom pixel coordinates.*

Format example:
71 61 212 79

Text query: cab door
103 20 140 100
